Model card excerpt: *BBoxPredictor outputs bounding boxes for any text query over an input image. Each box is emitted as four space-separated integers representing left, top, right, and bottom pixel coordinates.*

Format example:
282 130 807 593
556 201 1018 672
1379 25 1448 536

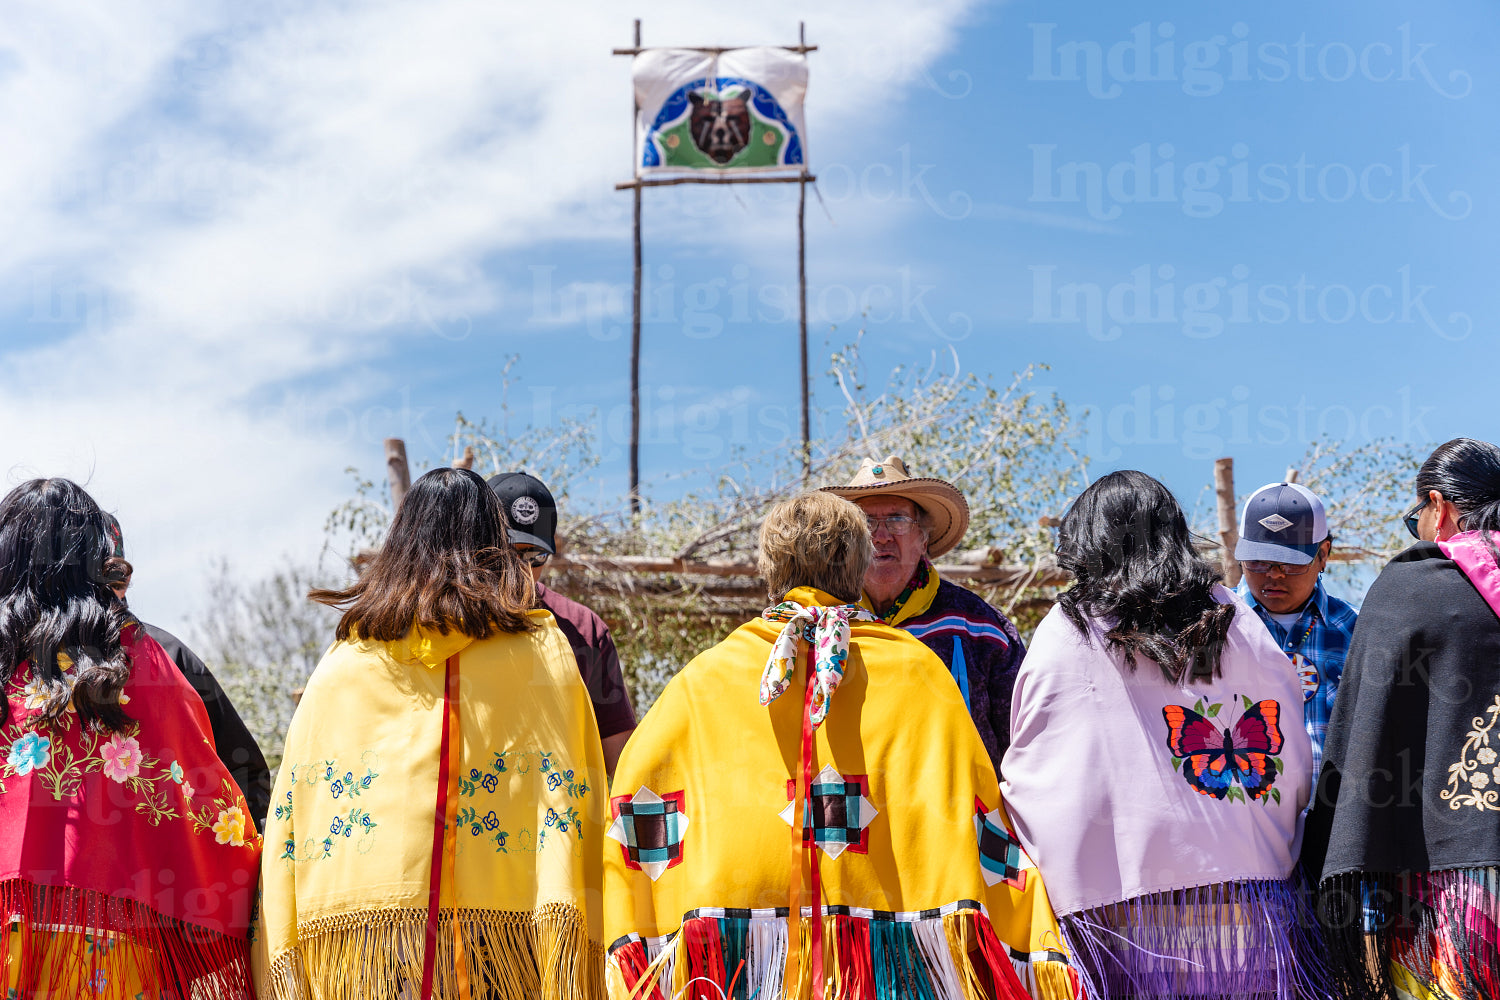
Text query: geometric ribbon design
607 786 690 881
779 764 878 860
974 797 1033 890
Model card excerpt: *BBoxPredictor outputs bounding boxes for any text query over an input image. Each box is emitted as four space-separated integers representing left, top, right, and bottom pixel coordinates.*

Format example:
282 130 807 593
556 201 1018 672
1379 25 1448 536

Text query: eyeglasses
1241 560 1315 576
1403 500 1428 540
866 515 920 536
515 548 551 567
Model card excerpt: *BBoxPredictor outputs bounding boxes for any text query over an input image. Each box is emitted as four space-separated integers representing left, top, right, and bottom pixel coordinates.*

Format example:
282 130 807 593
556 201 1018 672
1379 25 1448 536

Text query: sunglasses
1403 500 1428 541
1241 560 1316 576
515 548 552 568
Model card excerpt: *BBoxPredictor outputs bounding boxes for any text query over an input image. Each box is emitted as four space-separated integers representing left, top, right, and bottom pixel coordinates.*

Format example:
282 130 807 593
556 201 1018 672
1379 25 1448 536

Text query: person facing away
254 467 606 1000
0 478 261 997
1233 482 1357 778
487 472 636 778
819 455 1026 776
1303 438 1500 1000
100 512 273 830
603 491 1081 1000
1001 470 1324 1000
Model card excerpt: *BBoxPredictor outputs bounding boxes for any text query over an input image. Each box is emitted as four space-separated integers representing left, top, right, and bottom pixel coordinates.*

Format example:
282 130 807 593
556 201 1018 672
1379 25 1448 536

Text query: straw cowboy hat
820 456 970 558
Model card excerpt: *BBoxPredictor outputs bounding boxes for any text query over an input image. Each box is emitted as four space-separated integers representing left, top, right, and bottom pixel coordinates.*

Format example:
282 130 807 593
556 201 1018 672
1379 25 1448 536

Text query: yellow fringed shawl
603 587 1079 1000
253 613 606 1000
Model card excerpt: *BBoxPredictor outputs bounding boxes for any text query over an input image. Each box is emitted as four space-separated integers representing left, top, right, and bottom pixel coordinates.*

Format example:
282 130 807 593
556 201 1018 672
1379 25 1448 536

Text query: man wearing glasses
822 456 1025 777
1234 481 1358 776
487 472 637 778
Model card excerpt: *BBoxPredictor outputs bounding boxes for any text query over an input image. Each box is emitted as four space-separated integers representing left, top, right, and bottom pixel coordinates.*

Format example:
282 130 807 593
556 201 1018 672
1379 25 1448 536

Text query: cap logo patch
511 496 541 526
1258 513 1294 533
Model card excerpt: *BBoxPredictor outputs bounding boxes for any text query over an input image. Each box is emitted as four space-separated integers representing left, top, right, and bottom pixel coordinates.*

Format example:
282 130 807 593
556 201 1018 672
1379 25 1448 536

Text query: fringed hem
1009 951 1083 1000
1059 877 1330 1000
1317 868 1500 1000
0 877 251 999
260 901 603 1000
606 906 1036 1000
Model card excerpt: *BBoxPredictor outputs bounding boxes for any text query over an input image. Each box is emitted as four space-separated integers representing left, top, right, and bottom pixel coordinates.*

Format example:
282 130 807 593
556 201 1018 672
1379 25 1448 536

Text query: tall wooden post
798 174 809 480
385 438 411 513
629 18 643 515
797 21 811 480
1215 457 1241 587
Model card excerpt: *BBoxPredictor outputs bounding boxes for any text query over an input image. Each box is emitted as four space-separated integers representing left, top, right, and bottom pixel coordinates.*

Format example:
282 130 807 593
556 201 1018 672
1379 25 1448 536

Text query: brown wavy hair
311 467 535 640
758 492 873 604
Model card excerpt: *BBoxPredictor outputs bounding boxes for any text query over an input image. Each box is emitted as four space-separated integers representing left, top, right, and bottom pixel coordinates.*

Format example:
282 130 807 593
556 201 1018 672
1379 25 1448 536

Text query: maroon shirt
535 581 637 739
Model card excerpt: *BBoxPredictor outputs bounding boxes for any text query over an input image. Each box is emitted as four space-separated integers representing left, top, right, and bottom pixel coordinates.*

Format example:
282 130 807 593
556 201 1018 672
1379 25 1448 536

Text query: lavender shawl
1001 586 1312 916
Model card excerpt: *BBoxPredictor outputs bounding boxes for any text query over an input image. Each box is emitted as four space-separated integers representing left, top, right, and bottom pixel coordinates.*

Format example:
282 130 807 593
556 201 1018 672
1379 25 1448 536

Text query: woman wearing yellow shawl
604 492 1078 1000
254 468 606 1000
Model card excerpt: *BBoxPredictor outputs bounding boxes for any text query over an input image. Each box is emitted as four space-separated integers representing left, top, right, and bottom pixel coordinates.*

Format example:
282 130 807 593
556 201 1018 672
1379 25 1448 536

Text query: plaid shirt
1237 578 1358 776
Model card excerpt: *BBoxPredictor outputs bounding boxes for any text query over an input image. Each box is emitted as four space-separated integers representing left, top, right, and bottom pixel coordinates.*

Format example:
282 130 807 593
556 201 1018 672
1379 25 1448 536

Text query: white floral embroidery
1443 695 1500 811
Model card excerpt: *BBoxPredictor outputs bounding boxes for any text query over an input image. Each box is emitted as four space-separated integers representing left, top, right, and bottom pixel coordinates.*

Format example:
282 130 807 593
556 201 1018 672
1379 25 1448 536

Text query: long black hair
310 467 535 641
0 478 134 730
1416 437 1500 564
1055 470 1235 684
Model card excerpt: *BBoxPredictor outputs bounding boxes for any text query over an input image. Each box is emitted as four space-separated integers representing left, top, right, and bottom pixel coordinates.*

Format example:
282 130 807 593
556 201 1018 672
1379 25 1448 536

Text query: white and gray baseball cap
1235 482 1328 566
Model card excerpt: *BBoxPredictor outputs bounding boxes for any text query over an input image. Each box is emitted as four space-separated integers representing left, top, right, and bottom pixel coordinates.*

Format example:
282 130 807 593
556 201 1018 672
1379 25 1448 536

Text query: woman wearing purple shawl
1001 471 1326 999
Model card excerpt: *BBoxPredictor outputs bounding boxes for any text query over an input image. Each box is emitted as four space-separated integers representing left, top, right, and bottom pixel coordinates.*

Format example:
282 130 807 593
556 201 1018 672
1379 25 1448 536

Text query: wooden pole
1285 466 1299 483
629 18 643 516
797 23 810 480
1215 457 1241 587
616 173 817 190
798 174 809 480
385 438 411 513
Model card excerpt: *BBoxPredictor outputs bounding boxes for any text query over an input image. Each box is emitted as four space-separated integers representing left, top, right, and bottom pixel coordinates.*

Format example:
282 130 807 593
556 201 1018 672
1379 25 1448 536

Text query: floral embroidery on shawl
0 656 260 844
1442 693 1500 811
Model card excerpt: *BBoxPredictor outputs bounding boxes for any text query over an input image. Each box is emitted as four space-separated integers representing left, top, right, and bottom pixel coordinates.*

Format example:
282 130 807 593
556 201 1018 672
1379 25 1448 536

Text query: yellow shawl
254 613 606 1000
603 587 1078 1000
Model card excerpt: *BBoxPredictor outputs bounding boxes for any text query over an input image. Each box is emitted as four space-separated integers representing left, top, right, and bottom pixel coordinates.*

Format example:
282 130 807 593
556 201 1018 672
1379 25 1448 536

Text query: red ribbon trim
420 653 459 1000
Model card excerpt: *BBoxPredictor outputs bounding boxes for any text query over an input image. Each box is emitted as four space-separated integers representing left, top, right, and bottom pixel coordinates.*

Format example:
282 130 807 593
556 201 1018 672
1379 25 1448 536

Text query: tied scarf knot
759 601 876 727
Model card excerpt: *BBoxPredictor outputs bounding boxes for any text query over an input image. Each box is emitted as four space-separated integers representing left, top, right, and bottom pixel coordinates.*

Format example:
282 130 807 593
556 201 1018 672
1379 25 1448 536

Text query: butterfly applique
1162 698 1284 802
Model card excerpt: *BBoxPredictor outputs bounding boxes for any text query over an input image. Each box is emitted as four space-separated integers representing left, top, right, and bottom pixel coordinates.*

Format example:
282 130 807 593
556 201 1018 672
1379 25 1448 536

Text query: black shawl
1305 541 1500 878
1302 541 1500 998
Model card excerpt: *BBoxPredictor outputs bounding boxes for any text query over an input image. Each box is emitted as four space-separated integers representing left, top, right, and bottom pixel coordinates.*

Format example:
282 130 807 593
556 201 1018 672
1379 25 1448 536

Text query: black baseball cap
485 472 557 554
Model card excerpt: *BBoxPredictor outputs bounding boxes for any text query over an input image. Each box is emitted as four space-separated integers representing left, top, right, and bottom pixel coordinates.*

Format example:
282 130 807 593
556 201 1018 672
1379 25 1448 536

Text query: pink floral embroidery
99 734 143 783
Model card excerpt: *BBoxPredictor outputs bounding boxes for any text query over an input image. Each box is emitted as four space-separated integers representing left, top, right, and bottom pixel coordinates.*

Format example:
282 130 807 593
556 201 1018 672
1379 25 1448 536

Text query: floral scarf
759 599 878 727
0 623 261 995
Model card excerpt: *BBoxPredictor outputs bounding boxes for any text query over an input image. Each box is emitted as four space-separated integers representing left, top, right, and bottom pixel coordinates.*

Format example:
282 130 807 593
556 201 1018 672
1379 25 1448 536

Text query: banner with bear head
633 47 808 176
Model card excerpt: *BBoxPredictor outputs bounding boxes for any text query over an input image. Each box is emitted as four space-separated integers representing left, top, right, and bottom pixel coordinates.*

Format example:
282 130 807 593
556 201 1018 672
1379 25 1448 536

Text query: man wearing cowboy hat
822 456 1026 775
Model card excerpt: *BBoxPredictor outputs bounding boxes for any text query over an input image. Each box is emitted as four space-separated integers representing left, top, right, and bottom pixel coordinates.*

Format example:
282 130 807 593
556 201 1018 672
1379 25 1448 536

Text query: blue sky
1 0 1494 634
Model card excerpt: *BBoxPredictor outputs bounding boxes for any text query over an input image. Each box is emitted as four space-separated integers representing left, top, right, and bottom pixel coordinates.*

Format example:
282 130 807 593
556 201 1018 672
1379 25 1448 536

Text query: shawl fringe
260 901 602 1000
606 907 1055 1000
0 877 251 998
1059 877 1329 1000
1317 868 1500 1000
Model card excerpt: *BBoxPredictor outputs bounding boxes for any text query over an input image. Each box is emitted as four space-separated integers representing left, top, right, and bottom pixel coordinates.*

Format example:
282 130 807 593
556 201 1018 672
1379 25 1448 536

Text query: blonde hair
758 492 873 604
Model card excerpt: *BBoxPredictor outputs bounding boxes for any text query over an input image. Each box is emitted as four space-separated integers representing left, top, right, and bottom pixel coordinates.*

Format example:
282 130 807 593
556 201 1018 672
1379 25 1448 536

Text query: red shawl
0 623 262 997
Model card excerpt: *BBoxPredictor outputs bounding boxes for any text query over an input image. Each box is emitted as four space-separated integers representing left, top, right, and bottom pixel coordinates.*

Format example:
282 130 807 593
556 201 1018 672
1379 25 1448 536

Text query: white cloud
0 0 980 637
